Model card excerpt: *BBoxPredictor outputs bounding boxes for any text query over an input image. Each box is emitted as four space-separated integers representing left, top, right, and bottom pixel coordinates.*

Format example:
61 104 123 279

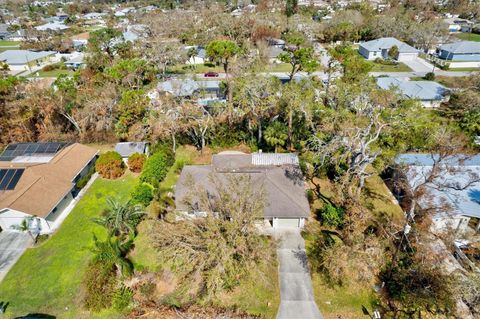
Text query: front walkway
0 231 32 282
275 228 323 319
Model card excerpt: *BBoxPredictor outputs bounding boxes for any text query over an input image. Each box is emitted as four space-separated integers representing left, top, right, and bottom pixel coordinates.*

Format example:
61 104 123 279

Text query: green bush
83 261 117 311
75 164 96 189
424 72 435 81
131 182 154 206
112 286 134 311
95 151 125 179
140 150 174 187
317 203 344 228
127 152 146 173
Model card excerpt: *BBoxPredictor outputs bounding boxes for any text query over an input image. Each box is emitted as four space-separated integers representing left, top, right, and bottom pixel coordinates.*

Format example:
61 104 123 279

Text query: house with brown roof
0 143 98 234
175 151 310 228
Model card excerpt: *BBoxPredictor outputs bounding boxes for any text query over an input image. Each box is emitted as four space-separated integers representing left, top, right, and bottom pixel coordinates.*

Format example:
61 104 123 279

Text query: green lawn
455 33 480 42
0 40 20 47
369 61 412 72
169 63 224 74
447 67 480 72
0 173 138 319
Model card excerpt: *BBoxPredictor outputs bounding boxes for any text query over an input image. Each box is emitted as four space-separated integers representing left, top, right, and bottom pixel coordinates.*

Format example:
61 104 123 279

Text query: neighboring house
437 41 480 61
64 54 86 69
0 143 98 234
185 46 206 65
267 46 285 64
0 24 11 39
157 79 224 99
376 77 450 108
83 12 107 20
175 151 310 228
0 50 56 72
444 17 473 33
35 21 69 31
71 32 90 50
359 37 419 61
7 29 26 41
394 154 480 234
114 142 150 160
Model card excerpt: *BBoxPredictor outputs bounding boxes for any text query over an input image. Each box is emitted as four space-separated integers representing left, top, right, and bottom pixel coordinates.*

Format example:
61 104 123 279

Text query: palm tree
264 121 288 153
91 234 134 278
93 198 144 237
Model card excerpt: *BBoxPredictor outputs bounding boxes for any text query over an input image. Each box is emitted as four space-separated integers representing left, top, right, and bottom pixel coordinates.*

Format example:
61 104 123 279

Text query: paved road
275 229 323 319
0 231 32 282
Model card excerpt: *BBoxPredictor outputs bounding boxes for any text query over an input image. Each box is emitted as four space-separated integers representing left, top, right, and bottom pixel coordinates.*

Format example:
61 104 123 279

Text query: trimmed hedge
95 151 125 179
140 149 174 187
127 152 146 173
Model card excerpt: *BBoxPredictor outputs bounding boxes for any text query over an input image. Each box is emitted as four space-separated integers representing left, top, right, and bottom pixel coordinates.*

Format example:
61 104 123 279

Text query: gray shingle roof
396 153 480 219
439 41 480 54
377 77 449 101
175 152 310 218
114 142 148 158
360 37 418 53
0 50 55 65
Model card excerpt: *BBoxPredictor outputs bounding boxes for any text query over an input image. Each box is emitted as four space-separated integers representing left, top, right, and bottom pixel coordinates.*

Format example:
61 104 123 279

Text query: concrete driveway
0 231 32 282
275 229 323 319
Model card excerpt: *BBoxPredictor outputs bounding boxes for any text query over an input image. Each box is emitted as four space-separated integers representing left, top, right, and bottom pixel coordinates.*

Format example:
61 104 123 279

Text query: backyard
0 173 138 319
455 33 480 42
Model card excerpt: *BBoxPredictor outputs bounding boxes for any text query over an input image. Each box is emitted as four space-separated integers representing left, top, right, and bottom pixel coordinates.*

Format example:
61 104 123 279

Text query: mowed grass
369 61 412 72
36 68 74 78
0 173 138 319
0 40 20 46
455 32 480 42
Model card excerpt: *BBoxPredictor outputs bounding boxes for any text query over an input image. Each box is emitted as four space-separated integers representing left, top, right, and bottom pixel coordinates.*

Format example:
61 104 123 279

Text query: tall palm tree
93 198 144 237
91 234 134 278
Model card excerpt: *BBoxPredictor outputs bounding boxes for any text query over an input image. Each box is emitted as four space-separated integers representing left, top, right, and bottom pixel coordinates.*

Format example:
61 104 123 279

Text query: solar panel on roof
0 142 70 161
5 169 24 190
0 169 15 189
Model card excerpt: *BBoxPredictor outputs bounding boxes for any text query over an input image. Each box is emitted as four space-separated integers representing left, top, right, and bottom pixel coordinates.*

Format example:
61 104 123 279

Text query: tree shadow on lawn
14 314 56 319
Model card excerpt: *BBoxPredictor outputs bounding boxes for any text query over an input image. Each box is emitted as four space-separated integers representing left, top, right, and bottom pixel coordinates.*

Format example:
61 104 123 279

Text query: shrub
131 182 154 206
112 286 134 311
83 261 117 311
140 150 174 187
95 151 125 179
317 203 344 228
75 164 96 189
127 152 146 173
424 72 435 81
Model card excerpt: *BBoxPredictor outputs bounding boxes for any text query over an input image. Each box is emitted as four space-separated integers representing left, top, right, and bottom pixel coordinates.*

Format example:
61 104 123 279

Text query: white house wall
431 215 470 234
0 208 50 233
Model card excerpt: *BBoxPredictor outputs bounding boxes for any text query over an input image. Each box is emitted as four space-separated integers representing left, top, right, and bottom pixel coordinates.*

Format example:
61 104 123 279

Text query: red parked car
204 71 219 77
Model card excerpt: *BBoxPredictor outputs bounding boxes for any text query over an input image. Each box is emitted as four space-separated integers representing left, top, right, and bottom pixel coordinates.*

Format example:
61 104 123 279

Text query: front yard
0 173 138 319
455 33 480 42
368 61 412 72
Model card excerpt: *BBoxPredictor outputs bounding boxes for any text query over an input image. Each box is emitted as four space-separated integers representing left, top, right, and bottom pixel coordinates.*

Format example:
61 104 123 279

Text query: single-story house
359 37 419 62
394 154 480 234
83 12 107 20
114 142 149 160
64 54 86 69
175 151 310 228
35 21 69 31
437 41 480 61
0 24 11 40
376 77 450 108
267 46 285 64
0 50 56 71
0 143 98 234
71 32 90 50
443 17 473 33
185 46 206 65
157 79 223 99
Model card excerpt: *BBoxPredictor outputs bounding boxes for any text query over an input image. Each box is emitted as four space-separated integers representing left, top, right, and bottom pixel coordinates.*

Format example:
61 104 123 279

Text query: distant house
114 142 149 159
0 24 11 40
0 50 56 71
157 79 223 99
267 46 285 64
0 143 98 234
35 21 69 31
64 54 86 69
71 32 90 50
359 37 419 61
438 41 480 61
175 151 310 228
83 12 107 20
444 17 473 33
376 77 450 108
185 46 206 65
394 154 480 234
